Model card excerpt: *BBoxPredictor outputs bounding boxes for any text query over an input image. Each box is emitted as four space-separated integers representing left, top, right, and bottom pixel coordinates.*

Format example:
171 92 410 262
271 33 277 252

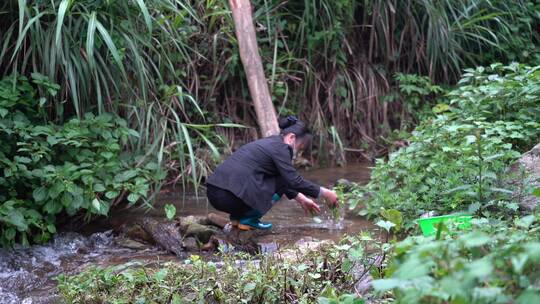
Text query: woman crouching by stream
206 116 339 230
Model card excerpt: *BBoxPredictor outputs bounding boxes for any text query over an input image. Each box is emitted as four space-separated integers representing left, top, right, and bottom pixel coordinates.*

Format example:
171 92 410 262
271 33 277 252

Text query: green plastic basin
418 214 473 236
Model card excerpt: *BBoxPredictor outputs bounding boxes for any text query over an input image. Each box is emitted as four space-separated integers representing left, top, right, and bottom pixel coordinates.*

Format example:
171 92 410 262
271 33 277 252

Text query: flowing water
0 162 374 303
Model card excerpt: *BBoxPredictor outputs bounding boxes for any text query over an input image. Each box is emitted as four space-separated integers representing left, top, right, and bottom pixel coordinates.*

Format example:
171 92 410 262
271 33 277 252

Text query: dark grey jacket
206 135 321 213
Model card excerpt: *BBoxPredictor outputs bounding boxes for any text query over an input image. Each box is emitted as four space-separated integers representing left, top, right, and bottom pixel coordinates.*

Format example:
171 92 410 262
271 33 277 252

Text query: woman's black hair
279 115 313 153
279 115 312 152
279 115 309 137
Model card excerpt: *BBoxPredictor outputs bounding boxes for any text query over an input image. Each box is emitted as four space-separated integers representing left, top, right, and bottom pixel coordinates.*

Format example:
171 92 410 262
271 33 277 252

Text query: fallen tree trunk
140 218 184 256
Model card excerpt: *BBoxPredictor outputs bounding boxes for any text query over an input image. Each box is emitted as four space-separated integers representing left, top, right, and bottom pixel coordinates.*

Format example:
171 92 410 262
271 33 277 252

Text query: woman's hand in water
295 193 321 214
320 187 339 207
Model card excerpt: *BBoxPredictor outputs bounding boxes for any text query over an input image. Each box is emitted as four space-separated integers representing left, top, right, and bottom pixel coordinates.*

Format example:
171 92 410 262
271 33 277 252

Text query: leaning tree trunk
229 0 279 137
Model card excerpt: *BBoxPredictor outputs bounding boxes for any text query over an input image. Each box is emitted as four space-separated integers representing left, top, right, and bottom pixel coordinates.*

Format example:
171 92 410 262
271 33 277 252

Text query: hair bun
278 115 298 129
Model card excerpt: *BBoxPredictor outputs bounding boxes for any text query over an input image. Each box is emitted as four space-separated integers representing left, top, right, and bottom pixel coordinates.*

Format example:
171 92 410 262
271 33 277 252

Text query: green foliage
164 204 176 220
391 73 445 128
2 0 538 155
351 63 540 228
0 0 240 187
57 236 374 303
380 209 404 233
480 1 540 65
1 0 205 116
374 216 540 303
0 75 163 247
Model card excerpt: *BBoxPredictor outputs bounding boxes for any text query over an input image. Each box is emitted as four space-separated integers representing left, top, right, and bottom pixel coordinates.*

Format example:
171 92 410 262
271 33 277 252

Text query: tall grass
265 0 537 157
0 0 242 187
1 0 538 171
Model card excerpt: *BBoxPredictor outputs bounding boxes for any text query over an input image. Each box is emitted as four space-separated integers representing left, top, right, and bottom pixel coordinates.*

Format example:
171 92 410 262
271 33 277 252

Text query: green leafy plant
374 215 540 303
392 73 445 129
331 185 348 221
351 63 540 229
164 204 176 221
0 75 163 247
57 235 377 303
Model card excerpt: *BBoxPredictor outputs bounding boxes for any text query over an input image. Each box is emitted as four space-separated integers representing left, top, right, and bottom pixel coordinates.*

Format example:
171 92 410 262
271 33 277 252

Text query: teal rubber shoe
238 217 273 230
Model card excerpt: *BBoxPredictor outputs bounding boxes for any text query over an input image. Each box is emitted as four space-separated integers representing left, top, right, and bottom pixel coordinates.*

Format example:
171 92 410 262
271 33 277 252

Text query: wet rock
201 236 220 252
21 295 64 304
89 230 115 248
178 215 209 231
274 237 334 261
258 242 279 254
116 238 149 250
354 254 385 296
294 156 312 168
184 223 218 244
120 223 154 244
420 211 437 218
200 242 215 252
206 213 229 229
294 237 332 251
217 228 271 254
182 237 199 251
335 178 354 191
514 143 540 211
202 235 238 253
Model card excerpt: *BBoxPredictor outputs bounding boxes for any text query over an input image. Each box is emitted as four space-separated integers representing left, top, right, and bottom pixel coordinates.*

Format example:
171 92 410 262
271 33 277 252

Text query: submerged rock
335 178 355 191
120 223 154 244
116 238 150 250
514 143 540 211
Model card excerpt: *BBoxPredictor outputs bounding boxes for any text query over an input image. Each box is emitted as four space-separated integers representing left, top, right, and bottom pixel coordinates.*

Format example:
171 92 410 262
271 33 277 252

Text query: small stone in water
313 217 323 224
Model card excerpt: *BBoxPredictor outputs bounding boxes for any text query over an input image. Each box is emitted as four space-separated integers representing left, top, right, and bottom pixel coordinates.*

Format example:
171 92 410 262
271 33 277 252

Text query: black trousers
206 178 292 219
206 184 256 219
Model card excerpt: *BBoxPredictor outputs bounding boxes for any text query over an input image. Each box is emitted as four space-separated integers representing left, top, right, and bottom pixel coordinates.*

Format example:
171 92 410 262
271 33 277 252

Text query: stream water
0 162 374 304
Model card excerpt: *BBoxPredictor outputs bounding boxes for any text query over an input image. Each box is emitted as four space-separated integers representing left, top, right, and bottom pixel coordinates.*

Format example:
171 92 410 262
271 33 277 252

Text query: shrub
373 215 540 303
0 75 164 246
349 63 540 228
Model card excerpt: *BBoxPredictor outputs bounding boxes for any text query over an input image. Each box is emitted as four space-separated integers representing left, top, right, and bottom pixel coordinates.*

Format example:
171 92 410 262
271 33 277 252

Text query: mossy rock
184 223 218 244
178 215 209 232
